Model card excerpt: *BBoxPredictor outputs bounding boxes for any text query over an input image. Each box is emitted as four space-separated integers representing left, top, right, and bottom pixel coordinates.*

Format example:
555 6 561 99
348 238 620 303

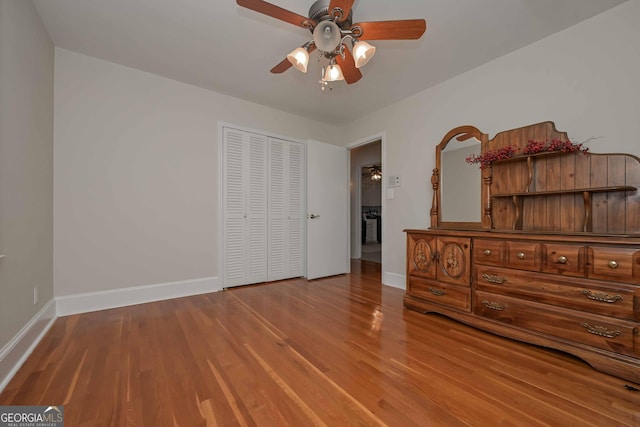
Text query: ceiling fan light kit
286 46 311 73
322 61 345 82
236 0 426 88
313 19 342 52
352 40 375 68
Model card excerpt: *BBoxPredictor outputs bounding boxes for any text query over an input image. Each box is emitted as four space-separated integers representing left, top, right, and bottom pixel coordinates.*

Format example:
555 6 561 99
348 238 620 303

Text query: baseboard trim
382 272 405 290
0 299 56 393
56 276 220 316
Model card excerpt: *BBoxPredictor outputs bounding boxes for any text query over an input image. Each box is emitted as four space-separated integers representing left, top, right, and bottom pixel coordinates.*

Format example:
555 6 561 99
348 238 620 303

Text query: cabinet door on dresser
406 233 472 311
407 233 471 286
436 236 472 286
407 233 438 280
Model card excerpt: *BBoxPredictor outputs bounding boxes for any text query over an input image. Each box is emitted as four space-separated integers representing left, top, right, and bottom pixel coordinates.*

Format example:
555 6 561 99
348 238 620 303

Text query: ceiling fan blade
237 0 313 29
352 19 427 40
328 0 354 23
336 47 362 84
271 44 317 74
271 58 293 74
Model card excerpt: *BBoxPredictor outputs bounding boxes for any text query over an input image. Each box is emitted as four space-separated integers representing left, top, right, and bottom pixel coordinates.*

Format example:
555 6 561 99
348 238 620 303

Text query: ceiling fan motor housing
308 0 353 29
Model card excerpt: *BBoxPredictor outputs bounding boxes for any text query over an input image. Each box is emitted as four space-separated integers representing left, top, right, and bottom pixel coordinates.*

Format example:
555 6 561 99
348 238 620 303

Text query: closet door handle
309 214 320 219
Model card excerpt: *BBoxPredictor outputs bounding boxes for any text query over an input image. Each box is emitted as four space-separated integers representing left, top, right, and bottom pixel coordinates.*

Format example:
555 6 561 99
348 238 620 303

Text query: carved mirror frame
431 125 491 230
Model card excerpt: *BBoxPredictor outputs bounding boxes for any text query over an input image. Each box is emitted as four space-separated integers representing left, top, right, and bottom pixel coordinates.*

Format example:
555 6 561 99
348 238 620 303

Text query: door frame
347 132 386 271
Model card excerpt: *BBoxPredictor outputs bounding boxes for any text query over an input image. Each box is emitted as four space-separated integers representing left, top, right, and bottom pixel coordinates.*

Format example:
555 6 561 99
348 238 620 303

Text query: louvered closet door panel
288 142 305 277
268 138 288 281
222 128 248 286
247 133 268 284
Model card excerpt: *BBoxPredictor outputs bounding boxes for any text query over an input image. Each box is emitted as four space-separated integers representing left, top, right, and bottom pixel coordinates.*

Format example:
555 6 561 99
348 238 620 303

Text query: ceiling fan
236 0 426 87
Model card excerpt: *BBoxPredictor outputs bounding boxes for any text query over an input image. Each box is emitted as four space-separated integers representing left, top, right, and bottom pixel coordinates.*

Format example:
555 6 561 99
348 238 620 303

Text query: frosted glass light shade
286 47 310 73
322 63 344 82
353 41 376 68
313 20 341 52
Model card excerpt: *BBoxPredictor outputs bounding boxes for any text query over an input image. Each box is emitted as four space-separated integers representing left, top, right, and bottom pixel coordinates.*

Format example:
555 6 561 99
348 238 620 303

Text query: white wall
0 0 54 379
341 0 640 283
54 49 340 298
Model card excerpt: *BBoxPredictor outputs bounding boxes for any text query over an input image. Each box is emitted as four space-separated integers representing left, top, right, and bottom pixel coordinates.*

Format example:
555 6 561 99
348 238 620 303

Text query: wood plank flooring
1 260 639 426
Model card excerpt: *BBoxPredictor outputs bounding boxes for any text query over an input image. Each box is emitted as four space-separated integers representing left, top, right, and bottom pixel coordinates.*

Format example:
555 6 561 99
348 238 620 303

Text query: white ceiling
33 0 627 125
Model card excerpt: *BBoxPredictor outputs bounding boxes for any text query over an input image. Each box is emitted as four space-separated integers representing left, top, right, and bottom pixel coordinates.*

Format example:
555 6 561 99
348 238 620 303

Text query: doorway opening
349 139 382 264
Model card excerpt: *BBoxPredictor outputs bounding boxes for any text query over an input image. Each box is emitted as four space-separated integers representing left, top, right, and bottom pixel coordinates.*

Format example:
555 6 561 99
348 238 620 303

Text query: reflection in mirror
440 138 481 223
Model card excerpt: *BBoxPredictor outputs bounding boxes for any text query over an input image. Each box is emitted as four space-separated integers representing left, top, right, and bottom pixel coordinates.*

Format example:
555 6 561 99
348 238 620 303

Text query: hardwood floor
1 260 639 426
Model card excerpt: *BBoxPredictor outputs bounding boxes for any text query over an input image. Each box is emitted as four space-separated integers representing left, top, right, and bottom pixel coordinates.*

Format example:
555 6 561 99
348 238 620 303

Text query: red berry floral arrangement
466 139 590 169
523 139 589 155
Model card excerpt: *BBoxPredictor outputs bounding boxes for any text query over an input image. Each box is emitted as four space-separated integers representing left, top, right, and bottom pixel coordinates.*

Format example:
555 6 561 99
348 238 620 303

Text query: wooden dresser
405 122 640 383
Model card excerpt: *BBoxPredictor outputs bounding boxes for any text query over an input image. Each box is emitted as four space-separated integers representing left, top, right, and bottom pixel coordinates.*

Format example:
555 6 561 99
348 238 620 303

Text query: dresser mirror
432 126 488 230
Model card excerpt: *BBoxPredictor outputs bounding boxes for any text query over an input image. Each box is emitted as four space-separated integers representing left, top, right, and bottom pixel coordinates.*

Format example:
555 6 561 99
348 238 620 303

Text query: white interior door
306 140 348 280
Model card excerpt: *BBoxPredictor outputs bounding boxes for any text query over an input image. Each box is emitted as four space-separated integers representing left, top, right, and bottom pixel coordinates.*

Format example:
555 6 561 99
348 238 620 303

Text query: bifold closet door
222 128 305 287
268 138 305 281
222 128 268 287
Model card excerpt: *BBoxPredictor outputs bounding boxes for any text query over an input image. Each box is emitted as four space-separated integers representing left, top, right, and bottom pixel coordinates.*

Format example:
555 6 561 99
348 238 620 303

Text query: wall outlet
33 286 38 305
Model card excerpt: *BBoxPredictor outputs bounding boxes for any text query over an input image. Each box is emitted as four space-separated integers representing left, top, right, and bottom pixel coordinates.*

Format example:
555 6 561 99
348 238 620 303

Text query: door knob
309 214 320 219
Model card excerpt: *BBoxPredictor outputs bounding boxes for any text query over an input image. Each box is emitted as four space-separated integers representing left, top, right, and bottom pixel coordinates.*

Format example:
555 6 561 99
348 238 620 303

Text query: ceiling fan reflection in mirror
236 0 426 89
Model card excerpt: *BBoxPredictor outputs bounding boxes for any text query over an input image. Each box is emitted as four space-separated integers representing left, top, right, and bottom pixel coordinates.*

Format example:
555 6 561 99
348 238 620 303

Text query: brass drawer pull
557 256 568 264
608 260 619 269
482 300 507 311
581 323 622 339
483 249 492 256
582 290 623 304
428 287 445 296
517 252 526 259
481 273 508 284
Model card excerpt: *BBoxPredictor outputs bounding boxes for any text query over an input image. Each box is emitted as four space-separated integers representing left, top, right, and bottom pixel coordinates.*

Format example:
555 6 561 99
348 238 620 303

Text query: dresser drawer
588 246 640 285
408 276 471 312
475 266 638 320
506 241 540 271
474 291 638 357
473 239 505 267
541 243 585 277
